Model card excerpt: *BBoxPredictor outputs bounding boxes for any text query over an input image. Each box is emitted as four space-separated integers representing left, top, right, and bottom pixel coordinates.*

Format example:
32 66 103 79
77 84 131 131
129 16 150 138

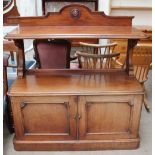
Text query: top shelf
5 4 147 40
8 70 144 96
5 26 147 39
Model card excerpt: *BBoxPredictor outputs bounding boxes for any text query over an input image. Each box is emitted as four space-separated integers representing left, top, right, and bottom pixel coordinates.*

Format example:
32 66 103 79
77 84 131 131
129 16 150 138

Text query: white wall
98 0 111 45
111 0 151 7
99 0 111 15
110 0 152 26
15 0 43 53
16 0 42 16
111 10 152 26
45 2 95 13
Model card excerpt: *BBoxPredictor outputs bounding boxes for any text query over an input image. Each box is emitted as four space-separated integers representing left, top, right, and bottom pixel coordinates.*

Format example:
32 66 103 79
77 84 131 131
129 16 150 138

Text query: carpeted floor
3 71 152 155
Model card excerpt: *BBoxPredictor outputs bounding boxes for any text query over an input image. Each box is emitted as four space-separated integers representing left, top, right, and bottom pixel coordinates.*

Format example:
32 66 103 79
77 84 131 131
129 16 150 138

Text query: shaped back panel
7 4 133 26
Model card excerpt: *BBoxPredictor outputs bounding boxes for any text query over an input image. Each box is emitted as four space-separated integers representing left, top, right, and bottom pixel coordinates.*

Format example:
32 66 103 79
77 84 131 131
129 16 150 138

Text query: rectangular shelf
9 70 144 96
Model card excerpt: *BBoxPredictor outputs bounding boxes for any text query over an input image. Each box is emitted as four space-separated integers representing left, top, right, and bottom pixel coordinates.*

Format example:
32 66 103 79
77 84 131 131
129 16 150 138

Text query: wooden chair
33 39 77 69
3 53 10 97
3 53 14 133
76 51 120 69
79 42 118 55
113 45 152 111
3 39 18 133
132 45 152 112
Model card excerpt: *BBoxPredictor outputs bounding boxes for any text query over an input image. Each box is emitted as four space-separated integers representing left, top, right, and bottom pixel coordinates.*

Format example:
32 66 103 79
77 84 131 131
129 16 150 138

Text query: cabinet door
11 96 77 141
78 95 142 140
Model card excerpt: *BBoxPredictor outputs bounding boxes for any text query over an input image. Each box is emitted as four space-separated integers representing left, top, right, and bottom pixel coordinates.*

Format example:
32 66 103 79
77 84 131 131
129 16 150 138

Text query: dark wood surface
6 4 146 150
5 4 146 40
10 70 144 150
3 5 19 25
5 26 147 40
9 70 144 96
3 39 18 51
7 4 133 26
3 0 20 25
4 4 146 39
5 4 147 39
41 2 99 45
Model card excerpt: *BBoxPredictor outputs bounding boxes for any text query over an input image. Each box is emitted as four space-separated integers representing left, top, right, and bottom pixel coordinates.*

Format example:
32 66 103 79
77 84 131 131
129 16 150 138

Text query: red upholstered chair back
33 39 71 69
3 53 10 67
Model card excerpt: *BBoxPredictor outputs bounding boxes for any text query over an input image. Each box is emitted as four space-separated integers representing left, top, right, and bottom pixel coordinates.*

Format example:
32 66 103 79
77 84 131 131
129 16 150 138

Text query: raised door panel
22 103 70 133
11 96 77 141
78 95 143 140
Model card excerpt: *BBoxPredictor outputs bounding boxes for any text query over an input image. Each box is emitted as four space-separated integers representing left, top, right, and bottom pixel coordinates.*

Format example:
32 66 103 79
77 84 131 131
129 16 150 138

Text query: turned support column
14 39 25 78
126 39 139 76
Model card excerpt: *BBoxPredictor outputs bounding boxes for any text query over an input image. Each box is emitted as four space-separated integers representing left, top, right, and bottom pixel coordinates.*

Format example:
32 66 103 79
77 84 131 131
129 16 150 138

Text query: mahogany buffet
5 4 147 151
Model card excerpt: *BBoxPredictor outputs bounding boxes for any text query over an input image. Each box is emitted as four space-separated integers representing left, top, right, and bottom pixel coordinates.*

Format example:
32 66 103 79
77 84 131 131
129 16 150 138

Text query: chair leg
5 112 14 134
5 96 14 133
10 52 14 61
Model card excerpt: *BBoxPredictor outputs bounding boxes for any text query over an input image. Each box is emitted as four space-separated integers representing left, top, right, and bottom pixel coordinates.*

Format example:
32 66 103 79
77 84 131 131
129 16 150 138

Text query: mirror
3 0 19 25
42 0 98 15
3 0 13 11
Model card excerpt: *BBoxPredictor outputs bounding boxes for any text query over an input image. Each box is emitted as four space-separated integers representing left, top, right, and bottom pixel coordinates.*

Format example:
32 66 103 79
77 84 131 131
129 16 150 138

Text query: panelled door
78 95 143 140
11 95 143 141
11 96 78 141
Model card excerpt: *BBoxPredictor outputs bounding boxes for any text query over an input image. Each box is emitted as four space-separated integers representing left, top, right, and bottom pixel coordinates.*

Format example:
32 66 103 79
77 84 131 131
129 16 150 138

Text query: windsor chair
133 45 152 111
76 51 120 69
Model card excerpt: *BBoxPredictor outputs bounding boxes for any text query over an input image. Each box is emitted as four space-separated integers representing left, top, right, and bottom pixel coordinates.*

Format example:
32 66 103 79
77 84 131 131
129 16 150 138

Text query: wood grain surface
9 70 144 96
5 26 147 39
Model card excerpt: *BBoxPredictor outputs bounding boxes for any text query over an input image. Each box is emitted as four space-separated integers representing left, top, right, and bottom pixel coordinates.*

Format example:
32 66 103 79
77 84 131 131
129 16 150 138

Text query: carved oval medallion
70 8 81 19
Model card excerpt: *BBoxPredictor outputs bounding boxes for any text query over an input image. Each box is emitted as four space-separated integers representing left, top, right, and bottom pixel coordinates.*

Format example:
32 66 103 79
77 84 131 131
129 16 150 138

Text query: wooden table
5 4 147 151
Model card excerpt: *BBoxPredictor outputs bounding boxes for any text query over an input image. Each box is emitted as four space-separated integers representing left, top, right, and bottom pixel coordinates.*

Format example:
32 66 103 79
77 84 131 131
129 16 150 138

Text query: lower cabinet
11 94 143 150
